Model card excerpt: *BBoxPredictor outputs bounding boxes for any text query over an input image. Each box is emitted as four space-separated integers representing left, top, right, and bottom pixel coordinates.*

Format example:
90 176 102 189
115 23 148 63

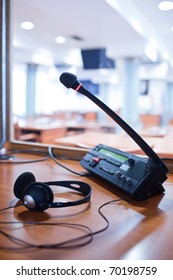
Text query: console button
89 156 102 167
115 171 122 179
120 175 126 182
99 166 114 175
128 158 135 166
89 161 97 167
126 178 132 186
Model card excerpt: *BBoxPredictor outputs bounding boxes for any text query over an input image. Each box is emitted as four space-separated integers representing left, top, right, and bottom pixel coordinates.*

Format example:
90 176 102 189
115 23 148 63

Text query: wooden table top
0 150 173 260
55 131 154 151
55 131 173 157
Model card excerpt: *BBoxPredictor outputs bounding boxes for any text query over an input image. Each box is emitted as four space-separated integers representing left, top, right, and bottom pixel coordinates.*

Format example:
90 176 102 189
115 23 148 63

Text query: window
1 0 169 153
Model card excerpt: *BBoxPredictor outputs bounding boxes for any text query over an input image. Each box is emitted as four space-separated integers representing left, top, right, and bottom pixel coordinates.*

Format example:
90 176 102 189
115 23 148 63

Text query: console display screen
99 148 128 162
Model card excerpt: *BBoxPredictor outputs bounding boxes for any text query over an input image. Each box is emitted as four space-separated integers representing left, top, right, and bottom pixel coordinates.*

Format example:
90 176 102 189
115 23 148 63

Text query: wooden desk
55 131 173 158
65 120 116 133
55 131 156 154
0 151 173 260
15 119 116 144
15 119 66 144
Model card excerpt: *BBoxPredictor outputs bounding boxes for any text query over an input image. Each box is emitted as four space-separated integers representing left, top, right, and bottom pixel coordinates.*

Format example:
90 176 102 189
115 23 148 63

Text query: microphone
60 72 168 199
60 72 168 173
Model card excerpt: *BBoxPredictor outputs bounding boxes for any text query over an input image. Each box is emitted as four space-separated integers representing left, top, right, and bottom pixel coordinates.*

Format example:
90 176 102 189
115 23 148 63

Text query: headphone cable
0 196 131 251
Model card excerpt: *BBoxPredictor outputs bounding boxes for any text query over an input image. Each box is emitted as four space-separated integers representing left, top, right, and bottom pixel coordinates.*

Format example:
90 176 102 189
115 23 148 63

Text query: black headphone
13 172 92 211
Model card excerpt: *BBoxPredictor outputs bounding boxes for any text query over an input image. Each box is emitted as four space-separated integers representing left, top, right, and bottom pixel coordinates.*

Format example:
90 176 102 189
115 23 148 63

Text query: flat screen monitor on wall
81 48 115 69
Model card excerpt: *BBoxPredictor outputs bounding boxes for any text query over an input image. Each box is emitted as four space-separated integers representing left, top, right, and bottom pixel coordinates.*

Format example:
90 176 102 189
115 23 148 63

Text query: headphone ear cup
22 182 54 211
13 172 36 199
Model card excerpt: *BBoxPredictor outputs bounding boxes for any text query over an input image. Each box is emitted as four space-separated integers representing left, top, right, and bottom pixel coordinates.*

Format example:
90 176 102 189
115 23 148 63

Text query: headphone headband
13 172 92 211
44 180 92 208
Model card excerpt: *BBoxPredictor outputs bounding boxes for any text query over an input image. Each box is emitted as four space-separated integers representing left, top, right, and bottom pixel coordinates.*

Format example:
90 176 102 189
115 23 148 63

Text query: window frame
0 0 10 149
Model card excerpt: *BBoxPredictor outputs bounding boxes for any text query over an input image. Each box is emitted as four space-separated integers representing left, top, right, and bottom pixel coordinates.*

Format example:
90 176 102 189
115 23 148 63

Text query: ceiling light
158 1 173 11
55 36 67 44
171 26 173 32
20 21 34 30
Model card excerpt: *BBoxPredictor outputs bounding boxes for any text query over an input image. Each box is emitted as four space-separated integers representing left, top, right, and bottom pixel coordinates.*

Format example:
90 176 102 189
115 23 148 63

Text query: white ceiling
12 0 173 68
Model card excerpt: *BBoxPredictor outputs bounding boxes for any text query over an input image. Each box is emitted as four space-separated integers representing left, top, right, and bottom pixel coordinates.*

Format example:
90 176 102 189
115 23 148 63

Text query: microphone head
59 72 78 89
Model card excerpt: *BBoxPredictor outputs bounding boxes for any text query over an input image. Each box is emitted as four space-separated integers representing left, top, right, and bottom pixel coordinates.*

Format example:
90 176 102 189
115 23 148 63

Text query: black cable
0 207 93 251
0 204 93 251
0 149 50 164
161 157 173 162
0 196 131 251
161 157 173 174
0 223 93 251
0 203 23 212
48 146 90 176
0 147 90 176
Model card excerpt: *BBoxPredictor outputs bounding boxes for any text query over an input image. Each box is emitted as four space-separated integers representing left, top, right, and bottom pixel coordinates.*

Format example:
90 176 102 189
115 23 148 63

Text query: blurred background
11 0 173 148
